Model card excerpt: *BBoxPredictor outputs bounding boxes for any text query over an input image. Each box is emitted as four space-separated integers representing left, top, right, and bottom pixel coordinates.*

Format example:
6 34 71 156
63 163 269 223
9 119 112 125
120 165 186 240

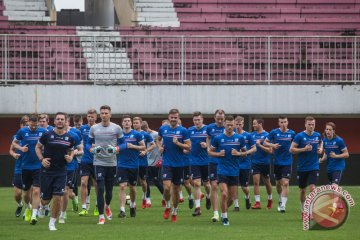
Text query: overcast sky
54 0 84 11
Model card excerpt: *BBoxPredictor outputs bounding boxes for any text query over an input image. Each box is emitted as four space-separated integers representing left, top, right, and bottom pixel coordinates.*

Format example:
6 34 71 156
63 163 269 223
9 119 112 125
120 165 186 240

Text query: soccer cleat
211 212 219 222
63 211 67 220
38 207 45 218
206 197 211 210
93 207 99 217
161 200 166 207
142 199 147 209
118 210 126 218
279 205 286 213
222 218 230 226
15 205 23 217
164 208 171 219
72 199 79 212
105 207 112 220
267 199 273 209
179 198 184 203
97 217 105 225
130 207 136 217
277 201 282 212
252 202 261 209
78 209 88 216
24 208 32 222
30 216 38 225
234 207 240 212
49 225 57 231
146 203 152 208
192 207 201 217
45 208 50 217
245 199 251 210
189 199 194 209
59 217 65 224
171 214 177 223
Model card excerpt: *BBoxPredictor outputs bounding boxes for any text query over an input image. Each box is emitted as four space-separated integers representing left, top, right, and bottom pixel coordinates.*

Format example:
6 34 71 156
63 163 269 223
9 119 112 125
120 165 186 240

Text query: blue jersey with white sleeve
189 125 209 166
251 131 270 165
266 128 296 166
293 131 322 172
323 136 347 172
206 123 225 164
117 130 144 168
159 125 189 167
238 131 255 170
15 126 47 170
138 130 153 167
211 133 245 176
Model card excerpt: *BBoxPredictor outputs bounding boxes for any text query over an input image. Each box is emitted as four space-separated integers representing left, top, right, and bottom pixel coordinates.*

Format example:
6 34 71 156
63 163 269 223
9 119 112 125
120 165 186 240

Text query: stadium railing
0 34 358 85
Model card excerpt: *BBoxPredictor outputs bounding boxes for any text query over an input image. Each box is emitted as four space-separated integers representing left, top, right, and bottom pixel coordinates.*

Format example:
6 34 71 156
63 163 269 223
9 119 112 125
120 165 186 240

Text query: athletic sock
221 212 228 218
195 199 200 208
268 194 272 200
120 207 125 212
32 209 38 218
179 191 184 199
281 197 288 207
188 194 193 200
255 195 260 202
166 201 171 208
234 199 239 207
130 202 135 208
82 204 87 209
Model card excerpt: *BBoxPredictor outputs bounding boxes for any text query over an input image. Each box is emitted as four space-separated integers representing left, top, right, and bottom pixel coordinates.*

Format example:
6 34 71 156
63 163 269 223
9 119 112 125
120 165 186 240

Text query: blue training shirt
117 129 144 168
206 123 225 164
323 136 347 172
266 128 296 166
188 125 209 166
251 131 270 165
67 128 82 171
15 126 47 170
138 130 154 167
12 135 23 175
238 131 255 170
211 133 246 176
80 124 94 164
158 125 189 167
293 131 322 172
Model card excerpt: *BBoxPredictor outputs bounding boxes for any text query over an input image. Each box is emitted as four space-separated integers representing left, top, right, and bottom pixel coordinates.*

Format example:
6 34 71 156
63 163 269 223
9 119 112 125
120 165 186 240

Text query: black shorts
273 165 292 181
297 170 319 189
80 163 95 178
94 165 117 183
191 165 209 182
22 169 41 191
162 166 184 186
138 166 147 180
239 169 251 187
40 174 67 200
218 174 239 186
117 167 138 186
327 171 342 185
209 162 218 182
251 163 270 177
66 170 77 189
12 173 23 189
183 165 191 181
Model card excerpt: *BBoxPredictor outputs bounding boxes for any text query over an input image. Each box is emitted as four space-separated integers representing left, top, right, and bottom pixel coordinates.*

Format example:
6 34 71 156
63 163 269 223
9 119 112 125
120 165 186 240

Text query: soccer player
132 117 155 209
86 105 125 224
73 114 83 130
35 112 80 231
79 109 99 216
264 116 295 212
141 121 164 207
188 111 211 216
39 114 54 131
208 116 247 226
251 118 273 210
157 108 191 222
290 116 322 217
9 115 29 217
117 115 145 218
206 109 225 222
233 116 256 211
12 114 47 224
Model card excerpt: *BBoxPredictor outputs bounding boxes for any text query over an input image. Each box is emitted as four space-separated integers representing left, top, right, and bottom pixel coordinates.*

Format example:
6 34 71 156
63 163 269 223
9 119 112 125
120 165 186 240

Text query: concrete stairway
2 0 51 24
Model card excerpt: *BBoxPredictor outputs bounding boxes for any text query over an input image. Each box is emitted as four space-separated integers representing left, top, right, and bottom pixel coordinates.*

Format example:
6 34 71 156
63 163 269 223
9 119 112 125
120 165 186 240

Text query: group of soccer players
9 106 349 230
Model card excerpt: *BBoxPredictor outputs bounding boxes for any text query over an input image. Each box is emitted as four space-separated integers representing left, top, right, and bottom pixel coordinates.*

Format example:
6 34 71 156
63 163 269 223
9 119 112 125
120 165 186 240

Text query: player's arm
11 139 28 153
290 141 311 154
156 135 164 154
264 138 280 149
208 146 225 157
35 141 51 168
128 140 146 151
246 144 257 155
330 148 349 159
256 140 273 154
74 144 84 156
173 138 191 151
140 141 155 156
206 136 211 150
9 143 20 159
64 149 75 163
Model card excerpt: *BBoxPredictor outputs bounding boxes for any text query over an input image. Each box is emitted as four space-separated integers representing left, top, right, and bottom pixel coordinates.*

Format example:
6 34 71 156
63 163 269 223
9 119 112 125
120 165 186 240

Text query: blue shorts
273 165 292 181
209 162 218 182
80 163 95 178
191 165 209 182
239 169 251 187
138 166 147 180
252 163 270 177
40 174 67 200
327 171 342 185
116 167 138 186
12 173 23 189
162 166 184 186
297 170 319 189
66 170 77 189
94 165 117 183
183 165 191 181
218 174 239 186
22 169 41 191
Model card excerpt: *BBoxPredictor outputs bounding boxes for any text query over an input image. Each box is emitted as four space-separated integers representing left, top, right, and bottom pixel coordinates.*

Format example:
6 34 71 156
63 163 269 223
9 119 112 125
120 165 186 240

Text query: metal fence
0 34 358 84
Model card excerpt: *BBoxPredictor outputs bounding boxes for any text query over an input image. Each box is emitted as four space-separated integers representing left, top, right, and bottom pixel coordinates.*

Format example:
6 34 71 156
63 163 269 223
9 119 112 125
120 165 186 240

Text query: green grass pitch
0 186 359 240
